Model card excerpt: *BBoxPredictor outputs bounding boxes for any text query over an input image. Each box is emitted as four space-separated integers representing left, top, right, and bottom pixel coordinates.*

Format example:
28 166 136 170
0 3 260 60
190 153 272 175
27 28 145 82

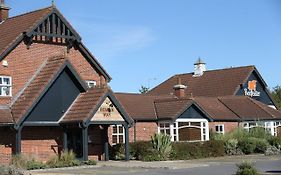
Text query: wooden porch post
124 123 130 161
82 126 88 161
103 125 109 161
63 128 68 152
15 127 22 154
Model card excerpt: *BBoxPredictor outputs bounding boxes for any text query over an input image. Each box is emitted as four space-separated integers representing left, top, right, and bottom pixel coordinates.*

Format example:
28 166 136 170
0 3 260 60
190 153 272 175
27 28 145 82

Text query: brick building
0 2 133 164
116 59 281 143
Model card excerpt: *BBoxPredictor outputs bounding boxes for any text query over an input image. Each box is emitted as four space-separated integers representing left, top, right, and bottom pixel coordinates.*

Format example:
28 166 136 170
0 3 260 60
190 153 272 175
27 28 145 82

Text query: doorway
67 129 83 158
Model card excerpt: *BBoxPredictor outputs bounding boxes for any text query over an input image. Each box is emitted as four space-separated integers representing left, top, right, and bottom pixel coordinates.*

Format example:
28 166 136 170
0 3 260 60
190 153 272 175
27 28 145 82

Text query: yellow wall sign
91 97 124 122
244 80 260 97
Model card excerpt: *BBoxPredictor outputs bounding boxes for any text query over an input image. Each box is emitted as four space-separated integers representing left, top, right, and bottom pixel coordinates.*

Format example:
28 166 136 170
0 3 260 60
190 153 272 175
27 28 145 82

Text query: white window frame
86 80 97 88
243 121 275 136
215 124 224 135
158 119 209 142
112 124 125 145
0 76 12 97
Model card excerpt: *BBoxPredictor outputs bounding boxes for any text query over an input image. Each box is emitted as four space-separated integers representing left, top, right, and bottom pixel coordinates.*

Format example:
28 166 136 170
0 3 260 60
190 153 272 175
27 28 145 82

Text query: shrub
82 160 97 166
0 165 24 175
268 137 281 149
248 127 271 140
238 138 256 154
254 138 269 153
26 158 46 170
151 133 172 160
47 151 80 168
11 154 27 169
170 140 224 160
265 146 280 156
130 141 152 160
235 161 260 175
224 128 249 141
225 139 243 155
109 143 126 160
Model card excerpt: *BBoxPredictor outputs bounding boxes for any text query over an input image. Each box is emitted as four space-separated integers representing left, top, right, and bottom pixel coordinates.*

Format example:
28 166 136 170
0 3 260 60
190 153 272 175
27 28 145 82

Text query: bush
254 138 269 153
26 159 46 170
225 139 243 155
170 140 224 160
151 133 172 160
235 161 260 175
46 151 80 168
265 146 280 156
248 127 271 140
10 154 28 169
130 141 152 160
268 137 281 149
238 138 257 154
81 160 97 166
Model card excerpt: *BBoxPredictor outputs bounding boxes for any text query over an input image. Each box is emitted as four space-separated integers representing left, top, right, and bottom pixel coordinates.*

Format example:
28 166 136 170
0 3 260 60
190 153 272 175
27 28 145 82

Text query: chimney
0 0 10 23
173 76 187 98
193 57 206 77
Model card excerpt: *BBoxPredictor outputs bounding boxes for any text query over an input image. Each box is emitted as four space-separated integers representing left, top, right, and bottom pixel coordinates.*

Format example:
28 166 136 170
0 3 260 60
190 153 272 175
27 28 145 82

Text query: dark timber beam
103 125 109 161
124 123 130 161
63 128 68 152
82 126 88 161
15 127 22 154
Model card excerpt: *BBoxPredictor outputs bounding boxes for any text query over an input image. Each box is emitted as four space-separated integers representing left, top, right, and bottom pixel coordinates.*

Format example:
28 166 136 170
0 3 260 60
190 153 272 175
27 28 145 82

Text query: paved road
32 155 281 175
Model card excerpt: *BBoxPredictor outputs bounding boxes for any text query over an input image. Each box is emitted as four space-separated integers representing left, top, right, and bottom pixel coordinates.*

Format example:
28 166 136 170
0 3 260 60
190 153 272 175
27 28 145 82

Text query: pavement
30 154 281 175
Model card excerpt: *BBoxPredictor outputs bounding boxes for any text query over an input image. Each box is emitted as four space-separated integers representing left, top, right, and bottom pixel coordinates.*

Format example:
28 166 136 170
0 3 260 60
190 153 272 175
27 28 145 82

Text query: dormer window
86 80 96 88
0 76 12 96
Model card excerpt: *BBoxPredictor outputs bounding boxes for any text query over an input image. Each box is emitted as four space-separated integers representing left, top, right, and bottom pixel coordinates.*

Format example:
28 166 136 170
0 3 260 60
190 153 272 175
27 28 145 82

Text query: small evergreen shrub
268 137 281 149
47 151 80 168
151 133 172 160
130 141 152 160
225 139 243 155
26 159 47 170
170 140 224 160
248 127 271 140
238 138 257 154
264 146 280 156
254 138 269 153
235 161 260 175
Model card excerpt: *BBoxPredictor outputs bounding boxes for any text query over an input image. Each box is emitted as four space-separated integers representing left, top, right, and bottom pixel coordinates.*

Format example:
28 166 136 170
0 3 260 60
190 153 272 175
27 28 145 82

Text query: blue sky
7 0 281 93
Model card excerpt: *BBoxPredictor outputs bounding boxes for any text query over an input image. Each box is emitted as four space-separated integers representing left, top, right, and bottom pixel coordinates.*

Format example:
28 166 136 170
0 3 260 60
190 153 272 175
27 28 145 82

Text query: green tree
271 85 281 108
139 85 149 94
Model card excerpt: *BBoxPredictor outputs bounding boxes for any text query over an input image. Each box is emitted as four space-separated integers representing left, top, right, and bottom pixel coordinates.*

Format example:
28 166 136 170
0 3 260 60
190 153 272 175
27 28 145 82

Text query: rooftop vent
193 57 206 77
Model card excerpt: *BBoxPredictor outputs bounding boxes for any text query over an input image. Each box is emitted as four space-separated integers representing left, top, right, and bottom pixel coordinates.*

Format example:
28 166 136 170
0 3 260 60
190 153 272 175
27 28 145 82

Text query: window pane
3 78 10 85
113 126 117 133
166 129 170 135
178 122 189 127
160 130 165 134
119 135 124 143
112 135 117 144
215 126 219 132
0 78 2 84
119 126 123 133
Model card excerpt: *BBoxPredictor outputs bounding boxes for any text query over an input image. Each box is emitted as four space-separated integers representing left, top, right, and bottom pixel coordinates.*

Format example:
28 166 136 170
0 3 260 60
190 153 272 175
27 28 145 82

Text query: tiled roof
0 106 13 124
11 56 66 123
194 97 241 121
154 98 192 120
218 96 281 121
62 86 110 123
0 7 52 56
115 93 172 120
115 93 281 121
148 66 255 97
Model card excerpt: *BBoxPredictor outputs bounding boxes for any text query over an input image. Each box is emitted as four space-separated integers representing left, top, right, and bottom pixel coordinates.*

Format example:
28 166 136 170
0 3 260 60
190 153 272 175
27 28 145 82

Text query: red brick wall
209 122 239 134
0 42 106 105
0 127 14 165
21 126 63 162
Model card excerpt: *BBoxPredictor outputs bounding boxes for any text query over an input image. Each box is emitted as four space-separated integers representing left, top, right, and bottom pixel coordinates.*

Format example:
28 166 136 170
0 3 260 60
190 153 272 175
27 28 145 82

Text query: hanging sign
244 80 260 97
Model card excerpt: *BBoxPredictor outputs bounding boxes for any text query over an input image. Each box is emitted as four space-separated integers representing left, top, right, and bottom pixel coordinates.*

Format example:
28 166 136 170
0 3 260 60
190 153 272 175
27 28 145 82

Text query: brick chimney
0 0 10 23
173 76 187 98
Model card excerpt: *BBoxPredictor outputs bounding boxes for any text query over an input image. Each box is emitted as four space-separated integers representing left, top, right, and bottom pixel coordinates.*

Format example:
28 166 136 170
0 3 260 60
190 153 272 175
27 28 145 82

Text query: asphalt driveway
31 155 281 175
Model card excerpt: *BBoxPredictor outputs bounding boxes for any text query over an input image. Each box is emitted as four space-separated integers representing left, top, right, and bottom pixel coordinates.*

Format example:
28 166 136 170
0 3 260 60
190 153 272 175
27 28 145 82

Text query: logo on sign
100 101 114 117
244 80 260 97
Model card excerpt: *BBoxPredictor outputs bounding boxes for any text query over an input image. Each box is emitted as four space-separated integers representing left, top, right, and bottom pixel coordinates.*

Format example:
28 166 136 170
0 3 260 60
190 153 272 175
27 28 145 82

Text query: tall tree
139 85 149 94
270 85 281 109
